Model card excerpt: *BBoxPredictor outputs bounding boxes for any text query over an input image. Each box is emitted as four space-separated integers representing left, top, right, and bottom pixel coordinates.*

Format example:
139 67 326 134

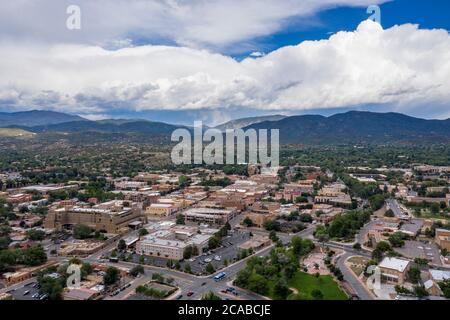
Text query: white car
214 255 221 261
204 258 212 263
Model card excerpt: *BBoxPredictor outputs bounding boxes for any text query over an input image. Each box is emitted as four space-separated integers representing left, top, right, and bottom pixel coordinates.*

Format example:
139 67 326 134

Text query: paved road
1 224 375 301
335 252 374 300
110 224 374 301
386 199 408 218
0 277 40 300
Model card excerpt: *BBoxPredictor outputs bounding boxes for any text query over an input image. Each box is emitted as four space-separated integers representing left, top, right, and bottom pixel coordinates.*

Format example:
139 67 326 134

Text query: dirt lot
346 256 369 277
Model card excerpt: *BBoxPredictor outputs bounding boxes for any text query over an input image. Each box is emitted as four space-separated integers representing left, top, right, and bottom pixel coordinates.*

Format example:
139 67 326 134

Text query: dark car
187 291 194 297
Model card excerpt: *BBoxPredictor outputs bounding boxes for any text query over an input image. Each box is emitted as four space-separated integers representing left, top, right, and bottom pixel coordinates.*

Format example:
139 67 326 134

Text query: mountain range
1 110 450 144
215 115 287 131
0 110 84 127
244 111 450 144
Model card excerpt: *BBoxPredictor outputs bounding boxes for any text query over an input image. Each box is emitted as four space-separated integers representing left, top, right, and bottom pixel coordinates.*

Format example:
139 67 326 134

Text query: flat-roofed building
284 183 315 194
243 211 276 228
414 165 450 174
435 228 450 251
20 184 78 195
133 173 161 183
44 200 144 234
59 240 107 257
6 193 32 204
145 203 177 217
378 257 411 284
114 180 147 191
135 222 214 260
183 207 237 225
64 288 100 301
114 191 160 208
238 236 271 251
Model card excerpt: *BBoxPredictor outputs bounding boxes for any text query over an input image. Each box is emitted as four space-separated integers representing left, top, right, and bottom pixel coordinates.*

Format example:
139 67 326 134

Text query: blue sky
0 0 449 125
233 0 450 59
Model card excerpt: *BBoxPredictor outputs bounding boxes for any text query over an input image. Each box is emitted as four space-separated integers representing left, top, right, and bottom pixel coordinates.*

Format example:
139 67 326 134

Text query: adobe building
44 200 144 234
378 257 411 284
435 228 450 251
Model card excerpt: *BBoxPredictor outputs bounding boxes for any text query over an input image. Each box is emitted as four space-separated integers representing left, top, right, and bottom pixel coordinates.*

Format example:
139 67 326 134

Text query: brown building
244 212 275 228
435 228 450 251
183 207 237 225
44 200 144 234
378 257 411 284
6 193 32 204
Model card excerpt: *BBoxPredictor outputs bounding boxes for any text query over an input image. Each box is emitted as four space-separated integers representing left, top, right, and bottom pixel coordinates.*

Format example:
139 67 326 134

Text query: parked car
187 291 194 297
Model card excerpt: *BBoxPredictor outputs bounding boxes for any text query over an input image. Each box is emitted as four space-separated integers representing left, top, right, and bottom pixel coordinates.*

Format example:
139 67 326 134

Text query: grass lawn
284 272 348 300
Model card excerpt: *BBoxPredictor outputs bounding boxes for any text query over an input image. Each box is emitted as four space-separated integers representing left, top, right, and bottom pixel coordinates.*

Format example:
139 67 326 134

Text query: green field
271 272 348 300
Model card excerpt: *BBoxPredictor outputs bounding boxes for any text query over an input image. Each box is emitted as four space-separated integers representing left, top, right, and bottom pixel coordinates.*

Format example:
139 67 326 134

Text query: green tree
130 265 145 277
183 245 193 260
430 203 440 214
311 289 324 300
291 236 303 256
413 285 429 298
384 209 395 218
247 273 268 295
208 236 221 249
369 194 385 211
139 228 149 237
242 217 254 227
264 220 281 232
269 230 279 242
103 267 120 285
38 276 63 300
273 280 290 299
73 224 93 239
176 214 185 225
117 239 127 251
388 232 408 248
202 291 222 300
439 279 450 298
407 267 421 284
205 262 216 274
81 262 93 279
26 229 46 241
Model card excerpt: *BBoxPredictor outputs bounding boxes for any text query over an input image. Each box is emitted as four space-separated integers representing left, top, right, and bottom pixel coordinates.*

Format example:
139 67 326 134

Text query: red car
187 291 194 297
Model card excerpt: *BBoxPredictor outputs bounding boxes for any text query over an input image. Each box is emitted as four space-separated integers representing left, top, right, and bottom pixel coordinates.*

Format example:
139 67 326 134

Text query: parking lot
187 230 252 273
395 240 442 265
6 280 47 300
129 229 252 275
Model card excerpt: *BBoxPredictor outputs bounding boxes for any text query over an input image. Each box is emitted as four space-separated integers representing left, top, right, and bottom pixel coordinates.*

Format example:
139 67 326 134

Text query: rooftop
430 269 450 281
379 257 411 272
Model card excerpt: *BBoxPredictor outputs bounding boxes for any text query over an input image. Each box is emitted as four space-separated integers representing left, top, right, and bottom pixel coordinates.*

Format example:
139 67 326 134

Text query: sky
0 0 449 125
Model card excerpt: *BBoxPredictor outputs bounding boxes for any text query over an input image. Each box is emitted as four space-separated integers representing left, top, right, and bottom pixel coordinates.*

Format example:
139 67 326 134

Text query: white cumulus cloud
0 0 388 50
0 21 449 117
